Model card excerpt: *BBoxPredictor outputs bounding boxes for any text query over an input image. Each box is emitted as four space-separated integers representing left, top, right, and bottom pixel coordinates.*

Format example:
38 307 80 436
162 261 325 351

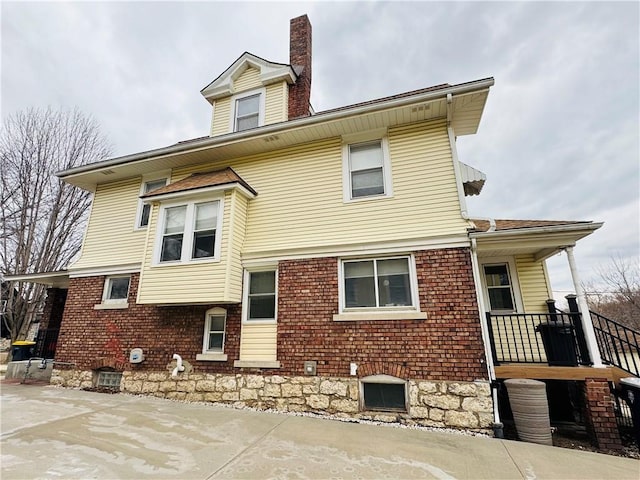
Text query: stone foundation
51 369 493 431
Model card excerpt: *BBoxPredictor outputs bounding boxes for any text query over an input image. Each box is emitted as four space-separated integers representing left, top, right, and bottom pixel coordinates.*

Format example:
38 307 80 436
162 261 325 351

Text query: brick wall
56 274 241 374
55 247 487 383
277 248 487 381
583 378 623 451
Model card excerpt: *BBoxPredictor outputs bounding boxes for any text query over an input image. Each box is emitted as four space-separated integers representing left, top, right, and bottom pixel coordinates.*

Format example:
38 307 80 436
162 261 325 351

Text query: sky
2 1 639 298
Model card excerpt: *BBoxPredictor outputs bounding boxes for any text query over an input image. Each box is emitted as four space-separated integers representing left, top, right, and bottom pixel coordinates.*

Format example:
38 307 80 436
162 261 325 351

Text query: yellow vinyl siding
239 323 277 361
224 191 248 301
211 97 231 136
137 190 244 304
264 82 287 125
240 119 466 254
233 66 261 92
71 178 146 270
174 119 466 256
515 255 552 312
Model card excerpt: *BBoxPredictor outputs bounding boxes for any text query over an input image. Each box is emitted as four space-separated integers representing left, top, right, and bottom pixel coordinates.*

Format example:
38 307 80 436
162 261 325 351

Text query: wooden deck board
494 364 615 382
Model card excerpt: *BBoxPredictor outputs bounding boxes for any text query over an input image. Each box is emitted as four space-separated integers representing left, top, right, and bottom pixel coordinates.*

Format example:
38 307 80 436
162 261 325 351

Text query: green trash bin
11 341 36 361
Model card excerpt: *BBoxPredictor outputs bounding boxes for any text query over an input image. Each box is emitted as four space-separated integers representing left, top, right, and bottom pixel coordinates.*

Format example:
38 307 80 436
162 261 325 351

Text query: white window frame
196 307 228 362
242 267 278 324
153 196 224 265
101 275 130 304
342 131 393 202
229 88 266 133
480 257 524 313
337 255 419 314
134 172 169 230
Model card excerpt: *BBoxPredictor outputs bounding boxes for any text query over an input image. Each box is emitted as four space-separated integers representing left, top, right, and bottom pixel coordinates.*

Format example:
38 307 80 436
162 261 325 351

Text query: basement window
96 371 122 389
360 375 408 412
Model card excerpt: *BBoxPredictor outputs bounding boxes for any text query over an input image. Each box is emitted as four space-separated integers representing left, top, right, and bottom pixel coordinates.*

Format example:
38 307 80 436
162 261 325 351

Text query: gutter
57 77 495 179
469 222 603 239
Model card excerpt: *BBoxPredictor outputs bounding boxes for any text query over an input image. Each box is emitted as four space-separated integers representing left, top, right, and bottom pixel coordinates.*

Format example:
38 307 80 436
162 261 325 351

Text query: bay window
156 199 222 264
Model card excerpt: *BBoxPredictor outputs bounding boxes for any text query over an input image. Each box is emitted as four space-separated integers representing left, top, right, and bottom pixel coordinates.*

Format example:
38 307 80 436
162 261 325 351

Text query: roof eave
57 77 495 185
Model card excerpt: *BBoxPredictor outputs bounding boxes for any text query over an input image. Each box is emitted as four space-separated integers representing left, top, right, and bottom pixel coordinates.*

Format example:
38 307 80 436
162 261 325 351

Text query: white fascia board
4 271 70 287
68 264 142 278
201 53 296 101
58 78 495 181
469 222 603 241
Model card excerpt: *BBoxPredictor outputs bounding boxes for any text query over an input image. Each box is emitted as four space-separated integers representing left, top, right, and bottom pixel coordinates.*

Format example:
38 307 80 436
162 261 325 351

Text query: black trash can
620 377 640 448
11 341 35 361
535 322 578 366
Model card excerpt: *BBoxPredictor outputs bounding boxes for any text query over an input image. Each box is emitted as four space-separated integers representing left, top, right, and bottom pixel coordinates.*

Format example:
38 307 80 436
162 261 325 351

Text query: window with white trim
136 176 168 229
343 138 392 201
156 200 222 264
102 276 130 303
245 270 277 322
483 263 516 312
231 90 265 132
203 308 227 353
341 257 416 311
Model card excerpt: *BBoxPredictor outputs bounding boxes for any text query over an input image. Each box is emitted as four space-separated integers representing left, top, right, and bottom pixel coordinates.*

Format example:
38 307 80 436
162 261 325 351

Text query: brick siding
54 247 487 383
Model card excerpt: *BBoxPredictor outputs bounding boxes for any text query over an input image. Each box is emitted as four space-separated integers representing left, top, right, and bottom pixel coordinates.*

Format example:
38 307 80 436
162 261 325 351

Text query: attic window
235 94 260 131
231 89 265 133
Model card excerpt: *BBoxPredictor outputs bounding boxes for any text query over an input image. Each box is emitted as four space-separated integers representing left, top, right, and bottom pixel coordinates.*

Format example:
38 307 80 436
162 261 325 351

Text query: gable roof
142 167 257 199
200 52 297 103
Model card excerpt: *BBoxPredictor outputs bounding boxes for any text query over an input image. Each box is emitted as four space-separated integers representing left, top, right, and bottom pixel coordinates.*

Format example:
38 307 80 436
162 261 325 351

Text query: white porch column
565 246 603 367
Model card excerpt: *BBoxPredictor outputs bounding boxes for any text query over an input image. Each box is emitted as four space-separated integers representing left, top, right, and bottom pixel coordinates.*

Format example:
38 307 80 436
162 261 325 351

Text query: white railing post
565 246 604 367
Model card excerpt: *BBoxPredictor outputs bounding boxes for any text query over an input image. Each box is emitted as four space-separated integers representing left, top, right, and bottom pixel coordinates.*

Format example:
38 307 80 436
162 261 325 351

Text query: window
245 270 277 322
136 176 168 229
96 371 122 389
343 138 392 201
235 94 260 131
203 308 226 353
102 276 130 303
341 257 415 310
231 89 265 133
156 200 222 264
360 375 408 412
484 264 515 311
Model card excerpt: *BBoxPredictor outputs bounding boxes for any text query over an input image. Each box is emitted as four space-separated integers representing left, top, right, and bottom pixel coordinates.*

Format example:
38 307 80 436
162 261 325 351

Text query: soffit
470 221 603 261
60 80 492 191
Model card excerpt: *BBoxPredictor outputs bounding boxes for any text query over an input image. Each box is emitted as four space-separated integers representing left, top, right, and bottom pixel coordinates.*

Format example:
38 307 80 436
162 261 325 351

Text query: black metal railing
591 311 640 377
33 328 60 359
486 311 590 366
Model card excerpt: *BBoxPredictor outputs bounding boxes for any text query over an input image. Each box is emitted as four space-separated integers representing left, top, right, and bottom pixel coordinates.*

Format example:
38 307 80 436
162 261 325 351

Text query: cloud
2 1 638 295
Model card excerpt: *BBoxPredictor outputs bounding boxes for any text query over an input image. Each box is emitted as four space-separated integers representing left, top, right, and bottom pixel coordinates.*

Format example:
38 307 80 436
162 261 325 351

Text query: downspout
564 246 604 367
470 238 503 437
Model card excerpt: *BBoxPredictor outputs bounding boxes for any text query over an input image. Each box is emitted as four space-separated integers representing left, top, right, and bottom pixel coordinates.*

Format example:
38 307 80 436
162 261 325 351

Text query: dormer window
231 89 265 133
235 94 260 131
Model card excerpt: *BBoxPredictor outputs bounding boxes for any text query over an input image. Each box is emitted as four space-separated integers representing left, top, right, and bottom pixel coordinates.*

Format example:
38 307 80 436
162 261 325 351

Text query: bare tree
1 107 111 342
584 254 640 330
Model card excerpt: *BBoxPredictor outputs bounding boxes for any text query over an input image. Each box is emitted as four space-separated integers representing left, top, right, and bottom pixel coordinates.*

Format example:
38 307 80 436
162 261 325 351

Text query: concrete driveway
1 383 638 479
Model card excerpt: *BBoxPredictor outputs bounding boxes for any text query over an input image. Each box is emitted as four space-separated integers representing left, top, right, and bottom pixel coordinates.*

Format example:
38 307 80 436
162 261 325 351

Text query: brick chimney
288 15 312 120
